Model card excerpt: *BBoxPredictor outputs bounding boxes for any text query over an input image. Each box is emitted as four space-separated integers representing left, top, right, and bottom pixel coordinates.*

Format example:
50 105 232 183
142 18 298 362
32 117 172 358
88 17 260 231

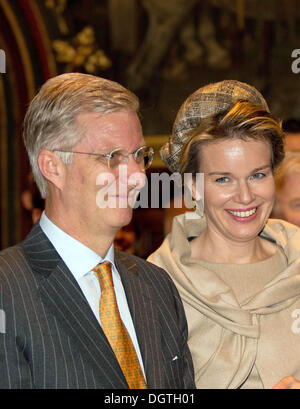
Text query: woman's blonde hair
179 99 285 175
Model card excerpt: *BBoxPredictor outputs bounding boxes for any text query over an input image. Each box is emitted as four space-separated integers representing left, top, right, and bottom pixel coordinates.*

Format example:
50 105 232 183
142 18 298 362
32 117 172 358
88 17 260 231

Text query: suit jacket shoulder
0 226 195 389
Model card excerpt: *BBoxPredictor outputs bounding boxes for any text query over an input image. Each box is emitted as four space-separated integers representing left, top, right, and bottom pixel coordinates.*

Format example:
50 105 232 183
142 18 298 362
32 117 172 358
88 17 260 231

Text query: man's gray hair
23 73 139 198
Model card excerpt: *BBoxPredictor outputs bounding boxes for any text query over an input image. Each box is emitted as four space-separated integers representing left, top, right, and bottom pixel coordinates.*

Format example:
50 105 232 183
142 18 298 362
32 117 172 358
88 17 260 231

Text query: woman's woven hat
160 80 269 173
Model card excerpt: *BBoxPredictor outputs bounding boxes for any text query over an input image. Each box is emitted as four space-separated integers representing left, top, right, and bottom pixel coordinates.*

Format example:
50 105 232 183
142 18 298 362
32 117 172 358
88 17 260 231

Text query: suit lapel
21 224 128 389
115 252 164 389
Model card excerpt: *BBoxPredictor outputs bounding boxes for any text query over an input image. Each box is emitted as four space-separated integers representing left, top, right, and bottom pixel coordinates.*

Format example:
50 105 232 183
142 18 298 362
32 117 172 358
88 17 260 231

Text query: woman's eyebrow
207 165 271 177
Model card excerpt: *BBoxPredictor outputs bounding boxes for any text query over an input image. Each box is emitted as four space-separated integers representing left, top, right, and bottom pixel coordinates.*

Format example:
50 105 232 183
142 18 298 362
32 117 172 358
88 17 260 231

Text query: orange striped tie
93 261 147 389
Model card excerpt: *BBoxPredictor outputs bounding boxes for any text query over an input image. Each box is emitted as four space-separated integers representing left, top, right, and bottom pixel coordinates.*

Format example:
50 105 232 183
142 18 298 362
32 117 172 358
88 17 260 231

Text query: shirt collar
39 211 115 280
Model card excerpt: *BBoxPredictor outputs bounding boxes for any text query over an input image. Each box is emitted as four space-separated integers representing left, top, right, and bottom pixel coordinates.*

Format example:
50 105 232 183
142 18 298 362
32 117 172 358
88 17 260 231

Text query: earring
192 199 204 217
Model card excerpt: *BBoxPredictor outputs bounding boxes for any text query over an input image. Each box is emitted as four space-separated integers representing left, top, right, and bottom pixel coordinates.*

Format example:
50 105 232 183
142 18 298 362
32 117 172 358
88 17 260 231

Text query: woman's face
197 137 275 244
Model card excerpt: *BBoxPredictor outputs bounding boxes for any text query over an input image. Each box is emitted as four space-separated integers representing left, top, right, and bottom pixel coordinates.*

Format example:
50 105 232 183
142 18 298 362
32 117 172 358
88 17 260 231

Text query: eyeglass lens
109 147 153 169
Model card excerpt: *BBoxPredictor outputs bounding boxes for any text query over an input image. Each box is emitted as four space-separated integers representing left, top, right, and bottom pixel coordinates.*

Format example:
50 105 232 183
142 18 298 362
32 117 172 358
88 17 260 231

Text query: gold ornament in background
45 0 67 11
52 26 112 73
45 0 69 35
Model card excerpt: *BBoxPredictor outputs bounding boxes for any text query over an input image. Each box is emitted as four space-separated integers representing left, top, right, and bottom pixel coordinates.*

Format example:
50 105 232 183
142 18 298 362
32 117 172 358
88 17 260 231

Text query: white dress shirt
39 212 145 377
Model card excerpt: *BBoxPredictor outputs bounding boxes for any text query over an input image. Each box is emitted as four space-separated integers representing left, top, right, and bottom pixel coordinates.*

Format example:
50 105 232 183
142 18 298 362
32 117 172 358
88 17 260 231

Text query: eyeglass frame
52 145 154 170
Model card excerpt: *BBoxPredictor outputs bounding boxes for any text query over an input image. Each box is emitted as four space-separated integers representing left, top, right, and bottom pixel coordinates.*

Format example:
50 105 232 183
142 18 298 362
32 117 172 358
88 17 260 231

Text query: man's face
276 172 300 227
285 133 300 152
60 111 146 239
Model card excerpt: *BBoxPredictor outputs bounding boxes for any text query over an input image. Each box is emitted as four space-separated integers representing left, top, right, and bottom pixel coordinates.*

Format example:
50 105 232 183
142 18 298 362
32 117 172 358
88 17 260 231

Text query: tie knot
93 261 113 290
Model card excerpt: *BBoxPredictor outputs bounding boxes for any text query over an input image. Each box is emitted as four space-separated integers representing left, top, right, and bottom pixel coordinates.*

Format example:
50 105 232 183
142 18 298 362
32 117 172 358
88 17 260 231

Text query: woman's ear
37 150 66 191
191 182 197 202
191 174 205 217
192 173 204 202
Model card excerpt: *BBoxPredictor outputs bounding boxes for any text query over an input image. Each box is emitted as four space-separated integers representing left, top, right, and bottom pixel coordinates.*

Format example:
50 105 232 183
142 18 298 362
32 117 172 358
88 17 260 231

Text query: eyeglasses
53 145 154 170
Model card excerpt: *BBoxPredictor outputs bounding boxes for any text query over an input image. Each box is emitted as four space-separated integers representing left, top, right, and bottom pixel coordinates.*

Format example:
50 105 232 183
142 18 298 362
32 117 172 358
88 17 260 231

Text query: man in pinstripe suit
0 73 195 389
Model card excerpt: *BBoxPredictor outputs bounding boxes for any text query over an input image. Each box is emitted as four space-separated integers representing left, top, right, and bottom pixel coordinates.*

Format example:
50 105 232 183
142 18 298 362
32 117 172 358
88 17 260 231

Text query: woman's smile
225 206 259 221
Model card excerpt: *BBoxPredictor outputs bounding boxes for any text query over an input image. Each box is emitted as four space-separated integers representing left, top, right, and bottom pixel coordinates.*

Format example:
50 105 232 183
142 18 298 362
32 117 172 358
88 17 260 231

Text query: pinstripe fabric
0 224 195 389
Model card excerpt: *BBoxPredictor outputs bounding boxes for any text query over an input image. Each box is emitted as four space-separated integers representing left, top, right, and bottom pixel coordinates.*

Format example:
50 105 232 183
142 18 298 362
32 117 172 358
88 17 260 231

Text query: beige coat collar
148 214 300 388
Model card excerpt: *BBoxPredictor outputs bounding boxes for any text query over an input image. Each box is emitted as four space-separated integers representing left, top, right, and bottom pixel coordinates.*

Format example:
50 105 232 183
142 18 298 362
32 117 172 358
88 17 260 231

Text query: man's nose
126 153 145 175
127 156 147 191
118 160 146 190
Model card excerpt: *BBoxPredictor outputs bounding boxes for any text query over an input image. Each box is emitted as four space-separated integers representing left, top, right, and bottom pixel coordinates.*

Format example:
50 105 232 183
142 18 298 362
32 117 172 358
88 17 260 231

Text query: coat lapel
115 252 164 389
21 224 128 389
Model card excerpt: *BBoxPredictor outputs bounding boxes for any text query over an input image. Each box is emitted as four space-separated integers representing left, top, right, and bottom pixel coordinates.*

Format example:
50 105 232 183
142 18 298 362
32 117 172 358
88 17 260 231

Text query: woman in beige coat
148 80 300 389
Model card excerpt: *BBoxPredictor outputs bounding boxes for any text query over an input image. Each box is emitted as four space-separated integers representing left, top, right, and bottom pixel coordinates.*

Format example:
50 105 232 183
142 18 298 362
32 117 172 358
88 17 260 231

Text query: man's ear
37 150 66 191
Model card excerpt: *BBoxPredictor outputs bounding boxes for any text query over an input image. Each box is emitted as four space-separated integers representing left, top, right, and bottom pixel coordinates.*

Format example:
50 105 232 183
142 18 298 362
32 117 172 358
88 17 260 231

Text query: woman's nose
236 180 255 204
